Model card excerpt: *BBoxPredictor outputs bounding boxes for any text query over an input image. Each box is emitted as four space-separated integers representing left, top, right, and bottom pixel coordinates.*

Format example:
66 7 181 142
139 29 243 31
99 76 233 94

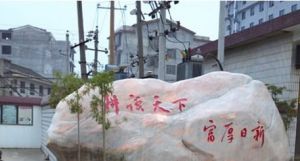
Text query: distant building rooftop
1 59 51 84
192 9 300 55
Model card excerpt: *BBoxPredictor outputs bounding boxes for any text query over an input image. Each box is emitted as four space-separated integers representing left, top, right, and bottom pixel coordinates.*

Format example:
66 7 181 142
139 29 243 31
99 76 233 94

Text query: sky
0 0 220 74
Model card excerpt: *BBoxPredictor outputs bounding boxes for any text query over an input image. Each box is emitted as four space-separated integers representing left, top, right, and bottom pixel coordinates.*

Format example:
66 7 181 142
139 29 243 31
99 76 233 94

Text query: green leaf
266 84 297 130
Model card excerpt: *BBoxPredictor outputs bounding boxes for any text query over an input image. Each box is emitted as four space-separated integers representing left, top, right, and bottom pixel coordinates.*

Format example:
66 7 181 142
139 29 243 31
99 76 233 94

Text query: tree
85 71 114 161
266 84 297 130
49 71 114 161
49 72 84 161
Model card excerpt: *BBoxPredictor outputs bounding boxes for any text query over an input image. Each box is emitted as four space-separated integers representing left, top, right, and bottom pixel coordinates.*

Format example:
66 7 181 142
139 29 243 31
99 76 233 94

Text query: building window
259 2 264 12
2 105 17 125
250 22 254 28
2 45 11 55
11 79 17 91
250 7 255 16
243 1 246 5
241 11 246 20
269 1 274 7
279 9 285 16
149 35 159 52
115 34 121 48
18 106 33 125
20 81 25 94
166 65 176 75
39 85 43 96
292 4 297 12
269 14 274 20
166 49 176 60
259 18 264 24
48 88 51 95
30 83 35 95
2 32 11 40
241 26 245 31
0 105 33 125
227 25 231 31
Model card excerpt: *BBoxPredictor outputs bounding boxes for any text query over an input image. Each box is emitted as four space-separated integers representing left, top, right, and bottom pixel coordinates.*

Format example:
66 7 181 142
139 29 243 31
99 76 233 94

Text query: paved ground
0 148 46 161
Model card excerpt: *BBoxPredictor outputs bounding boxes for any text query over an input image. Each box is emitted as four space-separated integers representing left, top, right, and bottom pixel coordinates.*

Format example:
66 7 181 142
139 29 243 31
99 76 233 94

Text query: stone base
47 143 125 161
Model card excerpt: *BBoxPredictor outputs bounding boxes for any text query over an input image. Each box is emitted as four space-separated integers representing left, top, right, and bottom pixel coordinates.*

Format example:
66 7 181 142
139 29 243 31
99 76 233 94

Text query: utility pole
218 1 226 68
109 1 115 65
158 3 166 80
93 26 99 75
136 1 144 78
77 1 87 80
97 3 126 65
66 30 70 73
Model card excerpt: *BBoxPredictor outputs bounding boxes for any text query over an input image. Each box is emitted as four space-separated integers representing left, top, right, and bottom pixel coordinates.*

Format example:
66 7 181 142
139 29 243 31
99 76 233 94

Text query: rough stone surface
47 72 290 161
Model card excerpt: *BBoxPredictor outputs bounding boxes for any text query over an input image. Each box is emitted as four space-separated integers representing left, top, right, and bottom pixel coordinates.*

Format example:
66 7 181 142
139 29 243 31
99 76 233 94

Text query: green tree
49 72 84 161
85 71 114 161
266 84 297 130
50 71 114 161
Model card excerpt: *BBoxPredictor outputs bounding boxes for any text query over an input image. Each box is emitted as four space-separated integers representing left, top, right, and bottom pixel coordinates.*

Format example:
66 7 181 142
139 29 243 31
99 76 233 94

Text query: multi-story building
114 19 210 82
225 1 300 35
0 25 75 78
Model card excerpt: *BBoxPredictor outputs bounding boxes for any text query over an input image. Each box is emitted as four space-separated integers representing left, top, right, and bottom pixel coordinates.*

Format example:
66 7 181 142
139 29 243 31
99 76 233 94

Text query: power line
149 1 190 51
0 76 58 80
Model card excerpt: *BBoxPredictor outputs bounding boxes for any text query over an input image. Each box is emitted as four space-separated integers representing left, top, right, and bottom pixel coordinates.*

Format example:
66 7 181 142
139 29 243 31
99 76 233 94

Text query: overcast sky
0 0 219 73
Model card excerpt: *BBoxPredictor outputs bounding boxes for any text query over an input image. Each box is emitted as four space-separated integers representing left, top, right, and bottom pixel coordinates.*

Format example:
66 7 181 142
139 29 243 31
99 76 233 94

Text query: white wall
0 106 41 148
41 105 57 161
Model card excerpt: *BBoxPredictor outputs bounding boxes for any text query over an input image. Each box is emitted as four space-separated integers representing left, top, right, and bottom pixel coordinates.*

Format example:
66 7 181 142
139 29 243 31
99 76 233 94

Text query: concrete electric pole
66 30 70 73
97 2 126 65
109 1 115 65
93 26 99 75
158 4 166 80
77 1 87 80
218 1 226 68
136 1 144 78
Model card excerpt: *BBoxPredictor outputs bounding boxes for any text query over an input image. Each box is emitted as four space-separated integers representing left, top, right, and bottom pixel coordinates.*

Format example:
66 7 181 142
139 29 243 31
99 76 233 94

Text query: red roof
192 9 300 55
0 96 42 106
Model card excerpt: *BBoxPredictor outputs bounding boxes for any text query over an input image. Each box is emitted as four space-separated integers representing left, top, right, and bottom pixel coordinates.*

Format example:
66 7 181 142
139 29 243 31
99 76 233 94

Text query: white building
225 1 300 35
114 19 210 82
193 9 300 160
0 96 42 148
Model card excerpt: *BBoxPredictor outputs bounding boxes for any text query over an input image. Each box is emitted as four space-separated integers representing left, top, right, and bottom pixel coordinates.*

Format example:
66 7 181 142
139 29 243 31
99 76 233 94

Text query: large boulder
47 72 290 161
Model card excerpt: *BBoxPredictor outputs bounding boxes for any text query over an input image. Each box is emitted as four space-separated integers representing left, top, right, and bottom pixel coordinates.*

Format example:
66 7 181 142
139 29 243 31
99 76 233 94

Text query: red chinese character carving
126 94 144 112
105 95 119 114
240 128 247 138
221 122 234 143
251 121 265 147
172 98 188 112
153 95 170 113
203 120 217 143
